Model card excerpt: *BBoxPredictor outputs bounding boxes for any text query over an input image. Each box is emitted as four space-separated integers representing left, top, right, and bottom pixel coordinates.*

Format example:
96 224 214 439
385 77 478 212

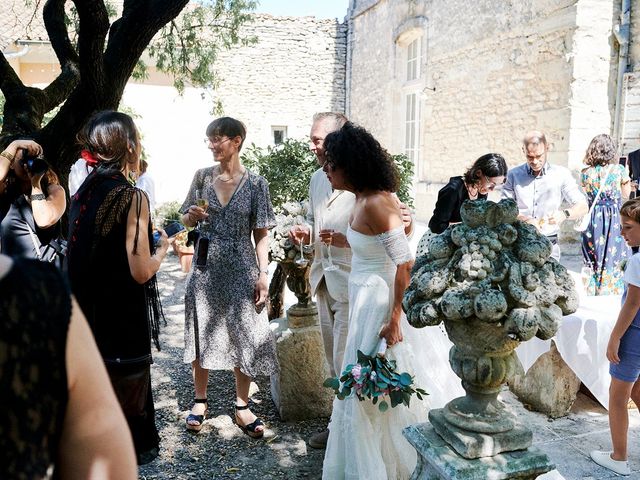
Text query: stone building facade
346 0 640 220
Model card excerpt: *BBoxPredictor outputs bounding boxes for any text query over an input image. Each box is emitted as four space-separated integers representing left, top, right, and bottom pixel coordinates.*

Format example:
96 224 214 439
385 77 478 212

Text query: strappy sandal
234 404 265 439
186 398 208 432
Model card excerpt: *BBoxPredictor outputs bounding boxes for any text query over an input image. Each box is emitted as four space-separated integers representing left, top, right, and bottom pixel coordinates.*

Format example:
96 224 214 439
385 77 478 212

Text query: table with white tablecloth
515 274 620 410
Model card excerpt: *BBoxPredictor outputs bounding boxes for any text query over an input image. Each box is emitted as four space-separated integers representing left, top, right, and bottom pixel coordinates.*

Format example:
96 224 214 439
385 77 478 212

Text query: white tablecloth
515 272 620 410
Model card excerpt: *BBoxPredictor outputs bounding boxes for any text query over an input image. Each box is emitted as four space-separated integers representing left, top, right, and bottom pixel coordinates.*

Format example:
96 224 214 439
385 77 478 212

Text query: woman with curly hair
321 122 462 479
428 153 507 234
581 134 631 295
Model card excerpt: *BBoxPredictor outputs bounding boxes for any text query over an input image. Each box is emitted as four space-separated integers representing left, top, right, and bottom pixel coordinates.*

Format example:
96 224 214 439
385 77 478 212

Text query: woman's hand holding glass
195 189 209 226
319 228 339 272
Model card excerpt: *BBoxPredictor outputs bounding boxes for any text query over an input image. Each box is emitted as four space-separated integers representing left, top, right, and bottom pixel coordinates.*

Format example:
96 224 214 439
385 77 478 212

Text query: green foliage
154 201 183 227
392 153 414 209
241 138 317 211
324 349 428 413
148 0 258 111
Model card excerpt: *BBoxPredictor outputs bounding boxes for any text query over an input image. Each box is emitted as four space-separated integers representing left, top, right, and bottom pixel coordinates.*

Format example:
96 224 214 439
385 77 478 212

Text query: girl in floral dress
581 134 632 295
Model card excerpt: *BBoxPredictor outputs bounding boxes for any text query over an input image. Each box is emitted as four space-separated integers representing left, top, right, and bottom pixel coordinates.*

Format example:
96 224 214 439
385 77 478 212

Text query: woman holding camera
67 111 171 465
0 139 66 258
180 117 278 438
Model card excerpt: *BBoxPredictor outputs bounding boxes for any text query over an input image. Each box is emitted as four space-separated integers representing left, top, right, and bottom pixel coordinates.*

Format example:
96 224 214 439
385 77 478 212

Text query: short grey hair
523 130 548 148
312 112 348 131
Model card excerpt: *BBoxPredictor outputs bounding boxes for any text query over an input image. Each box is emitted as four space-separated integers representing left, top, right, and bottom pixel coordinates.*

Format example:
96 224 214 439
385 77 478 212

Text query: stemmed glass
294 231 309 267
195 189 209 226
581 265 593 292
319 220 339 272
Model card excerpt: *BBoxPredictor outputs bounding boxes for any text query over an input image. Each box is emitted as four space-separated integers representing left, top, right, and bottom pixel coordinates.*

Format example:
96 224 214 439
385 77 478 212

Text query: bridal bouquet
323 344 428 412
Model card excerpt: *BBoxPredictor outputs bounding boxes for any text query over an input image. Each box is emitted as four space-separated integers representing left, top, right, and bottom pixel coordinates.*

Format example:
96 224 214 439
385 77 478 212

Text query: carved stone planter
403 199 579 477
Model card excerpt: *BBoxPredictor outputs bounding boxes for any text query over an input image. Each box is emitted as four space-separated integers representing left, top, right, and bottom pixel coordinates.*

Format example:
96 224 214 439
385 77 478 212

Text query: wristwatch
563 209 571 219
30 193 46 201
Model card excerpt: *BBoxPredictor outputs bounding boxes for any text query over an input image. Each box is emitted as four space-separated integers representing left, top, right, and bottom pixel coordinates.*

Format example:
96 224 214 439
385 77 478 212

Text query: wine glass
319 227 339 272
195 189 209 226
581 265 593 292
294 231 309 267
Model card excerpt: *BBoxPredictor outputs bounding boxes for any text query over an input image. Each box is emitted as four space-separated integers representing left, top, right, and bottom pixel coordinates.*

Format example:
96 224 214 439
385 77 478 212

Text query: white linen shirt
306 168 355 301
501 162 586 237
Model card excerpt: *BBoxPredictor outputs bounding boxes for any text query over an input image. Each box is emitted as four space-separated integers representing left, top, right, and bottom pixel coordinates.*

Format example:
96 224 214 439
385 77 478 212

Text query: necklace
215 167 245 183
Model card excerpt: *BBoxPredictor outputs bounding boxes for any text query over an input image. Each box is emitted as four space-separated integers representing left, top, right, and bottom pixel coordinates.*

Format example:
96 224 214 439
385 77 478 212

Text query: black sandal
234 404 265 439
186 398 208 432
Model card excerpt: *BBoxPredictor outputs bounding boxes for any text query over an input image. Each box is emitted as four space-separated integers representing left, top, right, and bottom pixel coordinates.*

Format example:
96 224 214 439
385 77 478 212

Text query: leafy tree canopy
0 0 256 180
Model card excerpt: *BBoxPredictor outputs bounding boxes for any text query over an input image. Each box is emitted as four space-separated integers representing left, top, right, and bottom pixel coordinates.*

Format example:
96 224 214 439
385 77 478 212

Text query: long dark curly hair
324 122 399 192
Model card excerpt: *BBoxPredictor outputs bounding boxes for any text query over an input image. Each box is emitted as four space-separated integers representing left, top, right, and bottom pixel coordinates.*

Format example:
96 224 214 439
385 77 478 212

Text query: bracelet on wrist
0 150 15 166
30 193 46 201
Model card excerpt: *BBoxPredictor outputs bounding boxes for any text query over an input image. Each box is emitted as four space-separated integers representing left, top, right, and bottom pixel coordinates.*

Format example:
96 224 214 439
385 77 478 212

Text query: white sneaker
590 450 631 476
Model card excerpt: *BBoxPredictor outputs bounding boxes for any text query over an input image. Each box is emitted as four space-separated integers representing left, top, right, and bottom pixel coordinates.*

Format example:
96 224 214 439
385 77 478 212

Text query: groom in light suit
290 112 412 448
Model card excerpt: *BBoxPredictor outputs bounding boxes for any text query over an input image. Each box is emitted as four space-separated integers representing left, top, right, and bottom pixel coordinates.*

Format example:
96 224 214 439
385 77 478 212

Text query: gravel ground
138 254 327 480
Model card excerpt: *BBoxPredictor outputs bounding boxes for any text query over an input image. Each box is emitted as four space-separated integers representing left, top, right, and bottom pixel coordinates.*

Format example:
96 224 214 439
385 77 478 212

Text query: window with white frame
271 126 287 145
405 92 419 163
406 38 420 81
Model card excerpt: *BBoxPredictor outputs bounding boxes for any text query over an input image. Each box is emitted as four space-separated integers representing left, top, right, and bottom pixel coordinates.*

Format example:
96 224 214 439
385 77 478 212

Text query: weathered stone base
509 342 581 418
403 423 554 480
429 408 532 459
270 304 333 421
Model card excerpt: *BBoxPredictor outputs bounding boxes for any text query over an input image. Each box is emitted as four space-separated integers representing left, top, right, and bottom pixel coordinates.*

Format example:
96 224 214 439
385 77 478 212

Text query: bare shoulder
362 192 402 234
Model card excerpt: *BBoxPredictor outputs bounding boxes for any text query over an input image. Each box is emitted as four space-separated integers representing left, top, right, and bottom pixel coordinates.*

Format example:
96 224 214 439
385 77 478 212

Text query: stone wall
214 14 347 147
347 0 636 222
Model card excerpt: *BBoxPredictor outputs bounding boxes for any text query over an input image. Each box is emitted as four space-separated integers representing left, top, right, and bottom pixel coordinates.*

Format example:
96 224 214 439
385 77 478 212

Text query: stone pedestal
509 342 581 418
403 423 555 480
270 303 333 420
429 408 532 459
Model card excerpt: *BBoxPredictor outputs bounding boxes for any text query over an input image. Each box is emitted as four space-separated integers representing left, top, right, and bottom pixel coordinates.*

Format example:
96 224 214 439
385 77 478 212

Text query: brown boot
308 428 329 449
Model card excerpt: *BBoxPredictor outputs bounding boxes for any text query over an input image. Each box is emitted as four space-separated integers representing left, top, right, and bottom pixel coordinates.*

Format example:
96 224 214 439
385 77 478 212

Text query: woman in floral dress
180 117 278 437
581 134 632 295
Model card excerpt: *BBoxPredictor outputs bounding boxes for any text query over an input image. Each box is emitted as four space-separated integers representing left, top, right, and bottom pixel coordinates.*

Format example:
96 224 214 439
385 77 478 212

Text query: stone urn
403 199 579 466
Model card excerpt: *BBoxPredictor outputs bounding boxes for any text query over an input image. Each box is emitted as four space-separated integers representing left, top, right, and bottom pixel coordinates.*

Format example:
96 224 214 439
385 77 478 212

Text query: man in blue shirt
502 131 588 260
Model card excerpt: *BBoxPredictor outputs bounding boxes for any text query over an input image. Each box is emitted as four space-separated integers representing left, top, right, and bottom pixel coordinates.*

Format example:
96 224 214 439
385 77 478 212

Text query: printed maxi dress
181 168 279 376
581 163 631 295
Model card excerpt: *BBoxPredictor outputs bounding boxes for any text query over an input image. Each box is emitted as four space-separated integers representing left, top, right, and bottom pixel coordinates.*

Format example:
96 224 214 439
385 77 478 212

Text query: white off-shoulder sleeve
376 226 414 265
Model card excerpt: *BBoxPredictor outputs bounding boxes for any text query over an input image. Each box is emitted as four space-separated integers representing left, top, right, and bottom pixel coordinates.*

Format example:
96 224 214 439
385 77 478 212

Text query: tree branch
71 0 109 88
104 0 189 92
42 0 80 111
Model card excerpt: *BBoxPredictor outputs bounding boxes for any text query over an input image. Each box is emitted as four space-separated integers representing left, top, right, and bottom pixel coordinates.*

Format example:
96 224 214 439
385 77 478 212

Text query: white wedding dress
322 226 464 480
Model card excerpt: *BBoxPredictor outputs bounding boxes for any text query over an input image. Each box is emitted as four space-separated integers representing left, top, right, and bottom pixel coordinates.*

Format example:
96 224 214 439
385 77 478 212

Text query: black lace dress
0 258 70 479
67 169 163 460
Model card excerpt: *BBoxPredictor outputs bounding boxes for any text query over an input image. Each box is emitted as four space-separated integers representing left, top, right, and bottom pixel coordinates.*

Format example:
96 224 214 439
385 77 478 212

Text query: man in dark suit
629 148 640 198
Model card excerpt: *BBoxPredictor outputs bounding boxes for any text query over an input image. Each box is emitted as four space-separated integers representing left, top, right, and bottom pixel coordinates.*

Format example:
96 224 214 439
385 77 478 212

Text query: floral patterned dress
181 168 279 376
581 164 631 295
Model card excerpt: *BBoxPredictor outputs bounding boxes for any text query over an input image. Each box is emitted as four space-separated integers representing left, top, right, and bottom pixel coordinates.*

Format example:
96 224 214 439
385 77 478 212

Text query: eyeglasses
204 136 231 146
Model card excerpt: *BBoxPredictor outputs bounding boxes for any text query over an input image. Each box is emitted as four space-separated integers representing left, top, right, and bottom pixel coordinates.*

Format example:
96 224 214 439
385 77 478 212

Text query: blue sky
253 0 350 20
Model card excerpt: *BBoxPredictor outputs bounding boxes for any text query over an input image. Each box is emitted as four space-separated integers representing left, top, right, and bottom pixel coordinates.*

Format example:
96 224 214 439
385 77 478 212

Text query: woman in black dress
428 153 508 234
67 111 171 465
0 253 137 479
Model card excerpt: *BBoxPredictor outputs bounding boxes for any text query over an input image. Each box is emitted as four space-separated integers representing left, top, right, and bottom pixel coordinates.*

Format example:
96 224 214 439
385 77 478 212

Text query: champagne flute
581 265 593 292
294 231 309 267
320 227 339 272
195 189 209 226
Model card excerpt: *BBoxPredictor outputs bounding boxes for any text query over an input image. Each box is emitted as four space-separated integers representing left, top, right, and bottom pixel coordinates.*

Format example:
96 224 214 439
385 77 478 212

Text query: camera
22 156 49 176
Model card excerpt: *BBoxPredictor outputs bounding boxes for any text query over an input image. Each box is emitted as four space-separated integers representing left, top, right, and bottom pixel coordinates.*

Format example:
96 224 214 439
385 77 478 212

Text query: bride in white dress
320 123 463 480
